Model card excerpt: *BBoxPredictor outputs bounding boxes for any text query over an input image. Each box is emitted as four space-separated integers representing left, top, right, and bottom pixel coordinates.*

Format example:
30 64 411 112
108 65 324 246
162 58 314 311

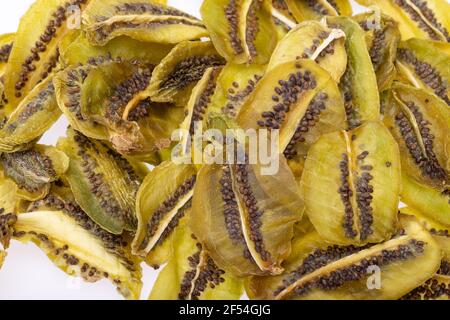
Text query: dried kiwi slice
132 161 197 267
396 38 450 105
57 128 146 234
355 0 450 42
353 10 401 92
247 215 442 300
147 41 226 106
3 0 90 107
15 186 142 299
270 0 297 35
300 121 401 245
149 221 243 300
0 144 69 201
400 207 450 299
237 59 347 178
209 63 266 120
267 21 347 83
284 0 352 22
201 0 278 64
0 76 60 152
82 0 208 46
191 158 303 277
0 33 14 77
59 31 173 67
382 83 449 190
0 172 19 250
327 16 381 129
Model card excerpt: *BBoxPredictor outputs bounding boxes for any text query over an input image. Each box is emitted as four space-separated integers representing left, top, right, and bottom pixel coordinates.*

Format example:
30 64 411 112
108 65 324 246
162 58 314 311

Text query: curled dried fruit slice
149 222 243 300
300 121 401 245
285 0 352 22
247 215 442 300
147 41 225 105
270 0 297 35
0 145 69 201
132 161 196 267
0 172 19 250
201 0 278 64
191 158 303 277
355 0 450 42
59 31 173 67
268 21 347 83
15 187 142 299
396 38 450 105
177 67 222 155
0 76 60 152
82 0 208 46
210 63 265 120
353 10 401 92
57 128 146 234
237 59 346 178
4 0 90 107
327 16 380 129
0 33 14 76
400 206 449 234
382 83 449 190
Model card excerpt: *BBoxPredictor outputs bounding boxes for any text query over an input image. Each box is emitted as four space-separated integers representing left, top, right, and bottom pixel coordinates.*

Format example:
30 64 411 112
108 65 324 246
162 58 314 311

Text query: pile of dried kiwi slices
0 0 449 300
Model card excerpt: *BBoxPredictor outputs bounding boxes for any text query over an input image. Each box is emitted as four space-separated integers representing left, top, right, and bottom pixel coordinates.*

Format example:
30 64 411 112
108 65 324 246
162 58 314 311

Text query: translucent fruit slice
0 76 60 152
396 38 450 105
15 186 142 299
0 33 14 76
353 10 401 92
201 0 278 64
300 121 401 245
267 21 347 83
247 215 442 300
237 59 347 179
149 222 243 300
82 0 208 46
191 158 303 277
147 41 226 106
284 0 352 22
132 161 197 268
355 0 450 42
57 128 146 234
326 16 380 129
4 0 90 107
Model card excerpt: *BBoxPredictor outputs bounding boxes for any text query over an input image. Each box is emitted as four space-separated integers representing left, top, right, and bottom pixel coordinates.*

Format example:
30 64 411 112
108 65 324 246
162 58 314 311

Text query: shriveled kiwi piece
396 38 450 105
237 59 347 179
59 31 173 67
15 186 142 299
301 121 401 245
0 76 60 152
0 145 69 201
132 161 196 267
0 33 14 76
400 207 450 299
177 67 222 156
4 0 90 107
285 0 352 22
191 158 303 277
201 0 278 64
355 0 450 42
247 215 442 300
82 0 208 46
209 63 266 119
267 21 347 83
147 41 226 106
353 10 401 92
270 0 297 36
149 221 243 300
0 172 20 250
57 128 146 234
382 83 449 190
120 99 185 163
326 16 380 129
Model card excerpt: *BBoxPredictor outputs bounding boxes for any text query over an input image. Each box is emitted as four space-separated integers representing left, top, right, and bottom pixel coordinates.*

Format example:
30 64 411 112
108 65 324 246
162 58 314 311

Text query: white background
0 0 368 299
